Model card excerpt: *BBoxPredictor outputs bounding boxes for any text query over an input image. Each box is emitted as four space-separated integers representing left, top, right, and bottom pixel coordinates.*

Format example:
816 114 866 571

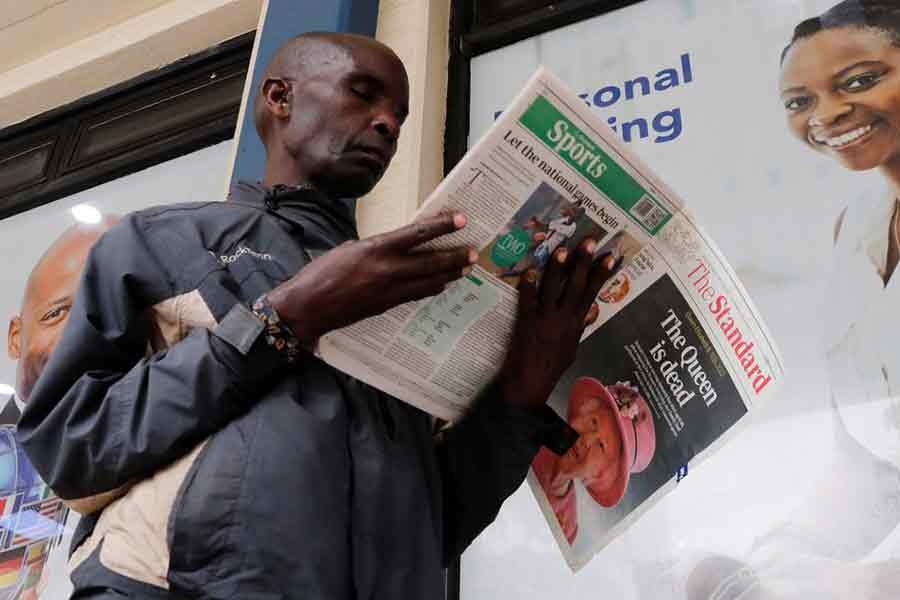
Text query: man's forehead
25 252 84 301
290 38 406 90
22 232 97 311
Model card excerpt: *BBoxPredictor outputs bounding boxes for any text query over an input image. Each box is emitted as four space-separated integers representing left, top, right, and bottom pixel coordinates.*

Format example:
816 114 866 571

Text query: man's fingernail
468 249 478 264
585 239 597 254
453 214 467 229
604 254 616 269
462 266 473 276
556 249 568 263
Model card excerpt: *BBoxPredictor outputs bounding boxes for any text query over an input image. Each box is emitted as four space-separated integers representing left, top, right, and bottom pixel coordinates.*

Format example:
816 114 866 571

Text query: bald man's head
253 32 409 198
8 217 118 401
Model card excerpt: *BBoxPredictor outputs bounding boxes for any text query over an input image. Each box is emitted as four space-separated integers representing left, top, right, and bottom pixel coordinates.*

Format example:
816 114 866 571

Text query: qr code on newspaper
629 194 668 231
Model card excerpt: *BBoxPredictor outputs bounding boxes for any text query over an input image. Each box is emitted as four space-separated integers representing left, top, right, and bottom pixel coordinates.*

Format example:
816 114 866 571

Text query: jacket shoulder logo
210 245 274 265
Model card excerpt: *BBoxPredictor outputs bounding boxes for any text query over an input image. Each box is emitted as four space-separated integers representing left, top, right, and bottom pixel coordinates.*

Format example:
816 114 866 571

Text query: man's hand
266 213 476 345
499 239 621 409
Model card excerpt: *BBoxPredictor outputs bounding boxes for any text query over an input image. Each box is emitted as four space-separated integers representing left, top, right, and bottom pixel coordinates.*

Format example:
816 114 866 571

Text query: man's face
280 42 409 197
7 232 98 401
557 396 623 481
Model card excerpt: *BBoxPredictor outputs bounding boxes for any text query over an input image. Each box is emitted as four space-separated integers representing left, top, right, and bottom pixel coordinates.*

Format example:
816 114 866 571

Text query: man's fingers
390 247 477 280
376 212 466 250
583 302 600 327
516 269 539 331
540 247 569 308
581 253 620 313
564 238 596 308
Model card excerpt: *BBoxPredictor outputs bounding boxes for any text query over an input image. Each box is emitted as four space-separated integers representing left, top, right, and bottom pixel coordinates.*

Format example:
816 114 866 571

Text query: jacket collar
228 181 359 251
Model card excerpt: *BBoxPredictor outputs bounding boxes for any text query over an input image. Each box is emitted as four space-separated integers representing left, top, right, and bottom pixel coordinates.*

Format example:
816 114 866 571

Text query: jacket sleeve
18 214 284 504
435 384 578 563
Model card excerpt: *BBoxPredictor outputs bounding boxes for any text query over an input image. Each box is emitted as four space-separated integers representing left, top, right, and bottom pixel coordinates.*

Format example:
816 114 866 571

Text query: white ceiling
0 0 173 72
0 0 262 126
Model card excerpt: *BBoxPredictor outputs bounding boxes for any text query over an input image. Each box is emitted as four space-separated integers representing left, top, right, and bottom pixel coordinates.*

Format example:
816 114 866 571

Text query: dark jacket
19 183 573 600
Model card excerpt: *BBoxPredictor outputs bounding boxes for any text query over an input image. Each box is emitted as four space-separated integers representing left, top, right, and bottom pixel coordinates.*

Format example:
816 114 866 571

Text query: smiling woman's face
780 26 900 172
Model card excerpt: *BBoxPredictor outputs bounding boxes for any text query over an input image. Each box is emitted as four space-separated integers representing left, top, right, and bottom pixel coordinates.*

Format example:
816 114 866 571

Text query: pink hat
566 377 656 508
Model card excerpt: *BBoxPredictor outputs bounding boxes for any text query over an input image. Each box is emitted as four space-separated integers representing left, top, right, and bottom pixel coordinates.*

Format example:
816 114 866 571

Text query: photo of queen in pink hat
532 377 657 545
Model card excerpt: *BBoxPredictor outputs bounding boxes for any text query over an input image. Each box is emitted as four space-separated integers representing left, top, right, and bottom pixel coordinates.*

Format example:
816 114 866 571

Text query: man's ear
7 316 20 360
261 78 292 119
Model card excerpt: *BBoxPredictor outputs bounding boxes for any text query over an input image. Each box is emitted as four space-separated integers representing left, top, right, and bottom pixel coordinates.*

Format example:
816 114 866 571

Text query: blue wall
230 0 381 185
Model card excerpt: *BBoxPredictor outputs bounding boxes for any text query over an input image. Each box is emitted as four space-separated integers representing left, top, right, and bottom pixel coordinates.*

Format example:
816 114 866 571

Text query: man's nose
372 105 402 142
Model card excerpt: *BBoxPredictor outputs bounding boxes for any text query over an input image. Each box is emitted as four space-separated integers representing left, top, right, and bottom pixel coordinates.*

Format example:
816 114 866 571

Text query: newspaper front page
318 67 783 568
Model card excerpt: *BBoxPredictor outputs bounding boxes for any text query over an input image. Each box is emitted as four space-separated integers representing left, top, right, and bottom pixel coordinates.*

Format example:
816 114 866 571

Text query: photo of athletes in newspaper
477 181 645 293
477 182 605 287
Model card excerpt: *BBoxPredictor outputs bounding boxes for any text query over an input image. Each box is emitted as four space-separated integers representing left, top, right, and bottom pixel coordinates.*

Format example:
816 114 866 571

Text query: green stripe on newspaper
519 95 671 235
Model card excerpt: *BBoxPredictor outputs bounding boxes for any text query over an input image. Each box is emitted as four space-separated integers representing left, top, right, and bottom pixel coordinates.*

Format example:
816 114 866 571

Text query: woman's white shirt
827 185 900 465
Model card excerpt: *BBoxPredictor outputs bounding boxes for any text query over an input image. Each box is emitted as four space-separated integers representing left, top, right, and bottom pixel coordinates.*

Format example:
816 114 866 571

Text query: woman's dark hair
781 0 900 64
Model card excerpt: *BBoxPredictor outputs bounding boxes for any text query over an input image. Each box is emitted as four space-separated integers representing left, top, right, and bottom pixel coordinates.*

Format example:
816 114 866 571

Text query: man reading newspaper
18 33 621 600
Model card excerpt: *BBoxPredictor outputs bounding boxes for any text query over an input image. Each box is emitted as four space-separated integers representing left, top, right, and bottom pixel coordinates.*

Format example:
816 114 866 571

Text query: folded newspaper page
319 67 783 568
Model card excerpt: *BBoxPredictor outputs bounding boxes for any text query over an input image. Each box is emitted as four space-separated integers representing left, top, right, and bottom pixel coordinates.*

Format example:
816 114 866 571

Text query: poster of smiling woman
463 0 900 598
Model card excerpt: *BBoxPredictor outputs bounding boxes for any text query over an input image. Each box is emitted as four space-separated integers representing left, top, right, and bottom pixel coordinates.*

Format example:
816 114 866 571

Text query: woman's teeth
818 124 873 148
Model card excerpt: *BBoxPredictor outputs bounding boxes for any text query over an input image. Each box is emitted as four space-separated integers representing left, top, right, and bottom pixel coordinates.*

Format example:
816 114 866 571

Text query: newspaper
318 67 783 569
